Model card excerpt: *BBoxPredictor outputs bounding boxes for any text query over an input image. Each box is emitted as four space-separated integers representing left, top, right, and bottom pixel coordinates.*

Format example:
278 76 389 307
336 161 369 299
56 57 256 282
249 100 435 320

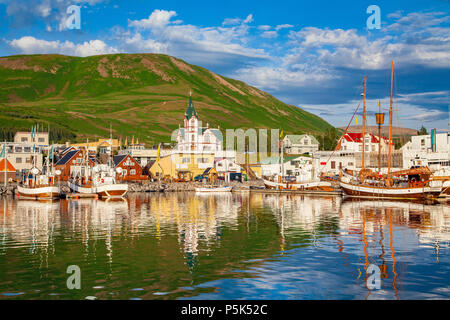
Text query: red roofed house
339 133 393 153
0 158 16 183
113 154 147 181
54 150 96 181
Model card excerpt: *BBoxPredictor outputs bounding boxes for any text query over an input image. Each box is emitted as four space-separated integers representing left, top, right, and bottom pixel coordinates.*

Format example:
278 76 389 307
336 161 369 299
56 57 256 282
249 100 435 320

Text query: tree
417 125 428 136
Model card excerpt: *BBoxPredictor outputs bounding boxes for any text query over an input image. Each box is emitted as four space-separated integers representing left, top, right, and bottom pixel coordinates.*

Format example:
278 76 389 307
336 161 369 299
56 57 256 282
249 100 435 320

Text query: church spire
185 91 198 120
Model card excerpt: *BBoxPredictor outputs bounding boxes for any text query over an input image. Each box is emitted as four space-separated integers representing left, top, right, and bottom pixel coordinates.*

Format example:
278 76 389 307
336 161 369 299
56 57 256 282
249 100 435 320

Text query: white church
175 94 224 153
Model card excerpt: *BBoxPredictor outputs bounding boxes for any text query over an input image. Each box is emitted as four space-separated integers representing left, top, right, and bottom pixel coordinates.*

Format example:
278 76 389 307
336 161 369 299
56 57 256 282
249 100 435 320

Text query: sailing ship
17 144 61 200
68 140 128 198
339 62 441 200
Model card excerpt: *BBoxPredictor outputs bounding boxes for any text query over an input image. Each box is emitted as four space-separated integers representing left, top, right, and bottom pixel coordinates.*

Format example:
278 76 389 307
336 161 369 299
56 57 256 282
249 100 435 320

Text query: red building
113 154 147 181
54 150 95 181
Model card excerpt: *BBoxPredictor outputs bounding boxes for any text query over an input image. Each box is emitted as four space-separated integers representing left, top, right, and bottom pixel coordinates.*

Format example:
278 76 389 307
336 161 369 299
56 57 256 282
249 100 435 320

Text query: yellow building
70 139 121 153
150 152 215 181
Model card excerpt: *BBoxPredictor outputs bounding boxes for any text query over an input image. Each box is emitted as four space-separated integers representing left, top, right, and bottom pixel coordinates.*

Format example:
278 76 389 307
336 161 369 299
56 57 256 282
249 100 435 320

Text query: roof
284 134 319 145
0 158 16 172
343 132 379 143
185 96 198 120
206 128 223 141
113 154 128 167
55 150 78 165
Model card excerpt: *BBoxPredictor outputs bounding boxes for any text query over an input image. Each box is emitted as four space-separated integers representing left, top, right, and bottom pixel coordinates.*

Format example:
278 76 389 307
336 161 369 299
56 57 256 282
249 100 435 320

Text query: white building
214 158 242 174
175 95 223 154
339 132 391 153
283 134 319 154
14 131 49 145
260 155 317 181
3 143 44 172
401 132 450 171
313 151 357 175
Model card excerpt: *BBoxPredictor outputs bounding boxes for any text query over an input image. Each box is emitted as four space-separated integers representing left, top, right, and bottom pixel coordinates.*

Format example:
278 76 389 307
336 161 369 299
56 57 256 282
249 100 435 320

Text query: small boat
263 178 333 191
232 186 250 193
17 167 60 200
69 165 128 198
195 186 232 193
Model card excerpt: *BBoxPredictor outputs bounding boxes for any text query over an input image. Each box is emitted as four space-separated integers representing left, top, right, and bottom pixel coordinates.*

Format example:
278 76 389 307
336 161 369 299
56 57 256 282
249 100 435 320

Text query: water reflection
0 193 449 299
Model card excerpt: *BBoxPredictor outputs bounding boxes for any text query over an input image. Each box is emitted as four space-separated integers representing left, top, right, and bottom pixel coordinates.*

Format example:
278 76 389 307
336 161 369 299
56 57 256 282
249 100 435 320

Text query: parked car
194 175 208 182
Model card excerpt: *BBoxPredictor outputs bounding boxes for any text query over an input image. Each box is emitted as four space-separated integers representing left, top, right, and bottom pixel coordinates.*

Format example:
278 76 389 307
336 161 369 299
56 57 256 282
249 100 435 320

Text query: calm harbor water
0 192 449 300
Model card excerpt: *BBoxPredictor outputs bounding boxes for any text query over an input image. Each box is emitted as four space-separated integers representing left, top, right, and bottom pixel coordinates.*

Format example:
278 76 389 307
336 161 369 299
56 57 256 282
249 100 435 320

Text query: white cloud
275 24 293 31
128 9 177 29
9 36 118 56
261 31 278 39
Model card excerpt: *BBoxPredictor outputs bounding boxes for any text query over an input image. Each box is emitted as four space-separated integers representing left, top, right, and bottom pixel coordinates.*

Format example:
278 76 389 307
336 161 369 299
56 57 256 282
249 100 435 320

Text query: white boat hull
339 179 440 200
263 179 332 190
69 181 128 198
17 185 60 200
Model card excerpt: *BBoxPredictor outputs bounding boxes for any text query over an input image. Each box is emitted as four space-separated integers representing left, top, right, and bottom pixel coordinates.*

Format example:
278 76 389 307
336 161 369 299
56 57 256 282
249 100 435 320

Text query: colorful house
149 152 216 181
113 154 147 181
54 150 95 181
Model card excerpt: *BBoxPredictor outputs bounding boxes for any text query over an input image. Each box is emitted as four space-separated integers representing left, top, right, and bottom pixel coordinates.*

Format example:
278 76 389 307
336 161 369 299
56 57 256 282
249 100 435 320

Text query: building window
123 169 127 176
38 138 44 143
24 147 31 153
182 158 190 163
16 157 22 163
15 147 22 153
26 157 31 163
21 137 28 142
331 161 336 169
197 158 209 163
130 169 136 175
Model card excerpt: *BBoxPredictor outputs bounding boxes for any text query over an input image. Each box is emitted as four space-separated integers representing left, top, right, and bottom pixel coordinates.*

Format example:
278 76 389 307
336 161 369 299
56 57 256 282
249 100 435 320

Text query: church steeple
185 90 198 120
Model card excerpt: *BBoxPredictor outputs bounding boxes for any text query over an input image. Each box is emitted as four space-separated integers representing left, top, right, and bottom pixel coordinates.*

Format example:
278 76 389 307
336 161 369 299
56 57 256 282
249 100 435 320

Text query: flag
378 100 381 107
131 135 134 145
156 143 161 162
355 116 358 125
49 145 54 160
30 126 34 140
136 137 139 144
124 137 128 147
279 129 284 139
0 143 5 158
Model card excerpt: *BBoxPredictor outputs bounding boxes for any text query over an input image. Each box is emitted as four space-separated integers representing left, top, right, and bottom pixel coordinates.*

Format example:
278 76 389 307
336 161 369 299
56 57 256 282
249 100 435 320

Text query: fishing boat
68 138 127 198
195 185 232 192
69 165 128 198
17 170 60 200
339 62 440 200
17 142 61 200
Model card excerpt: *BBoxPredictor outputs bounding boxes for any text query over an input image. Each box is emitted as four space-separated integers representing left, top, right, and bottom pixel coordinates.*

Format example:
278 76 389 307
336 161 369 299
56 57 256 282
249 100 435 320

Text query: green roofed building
283 134 319 155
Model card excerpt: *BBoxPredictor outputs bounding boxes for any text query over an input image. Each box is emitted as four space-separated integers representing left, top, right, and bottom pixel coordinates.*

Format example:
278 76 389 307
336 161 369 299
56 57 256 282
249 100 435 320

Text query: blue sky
0 0 449 132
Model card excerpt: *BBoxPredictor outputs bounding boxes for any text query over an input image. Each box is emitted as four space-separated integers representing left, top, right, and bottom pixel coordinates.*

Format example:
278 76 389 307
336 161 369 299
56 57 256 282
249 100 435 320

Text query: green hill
0 53 333 144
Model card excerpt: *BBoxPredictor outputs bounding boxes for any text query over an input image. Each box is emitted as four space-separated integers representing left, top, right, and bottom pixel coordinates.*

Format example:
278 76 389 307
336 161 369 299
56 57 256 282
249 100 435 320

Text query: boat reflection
0 193 448 299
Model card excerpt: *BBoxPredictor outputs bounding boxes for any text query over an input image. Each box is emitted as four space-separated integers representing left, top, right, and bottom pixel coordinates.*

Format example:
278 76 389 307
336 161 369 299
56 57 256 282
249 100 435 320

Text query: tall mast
388 61 394 175
362 76 367 173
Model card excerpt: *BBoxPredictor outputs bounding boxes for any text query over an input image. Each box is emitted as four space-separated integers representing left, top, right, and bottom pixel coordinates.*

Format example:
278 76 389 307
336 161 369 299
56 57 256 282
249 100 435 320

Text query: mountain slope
0 53 333 144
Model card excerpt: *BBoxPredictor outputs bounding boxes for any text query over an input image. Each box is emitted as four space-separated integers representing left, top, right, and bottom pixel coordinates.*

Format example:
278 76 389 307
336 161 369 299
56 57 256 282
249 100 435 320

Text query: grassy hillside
0 53 333 144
